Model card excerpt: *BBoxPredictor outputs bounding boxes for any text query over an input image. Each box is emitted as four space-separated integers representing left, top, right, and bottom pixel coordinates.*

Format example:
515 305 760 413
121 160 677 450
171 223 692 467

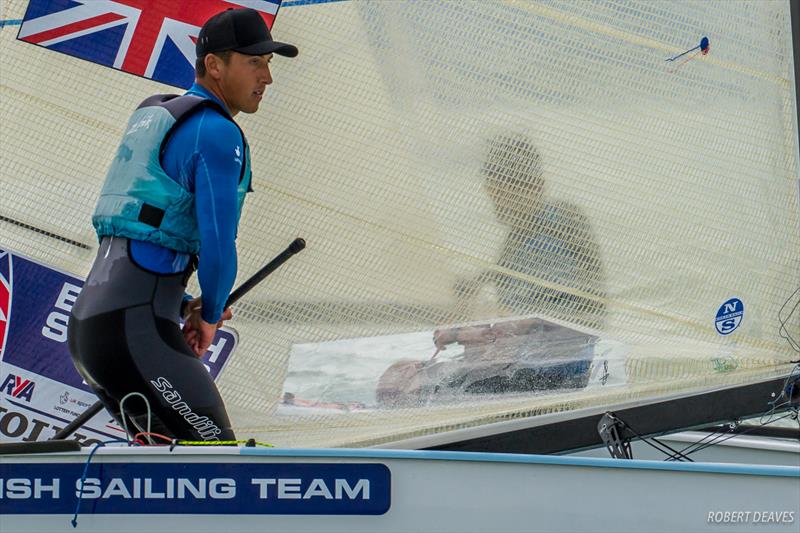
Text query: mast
792 0 800 165
793 0 800 181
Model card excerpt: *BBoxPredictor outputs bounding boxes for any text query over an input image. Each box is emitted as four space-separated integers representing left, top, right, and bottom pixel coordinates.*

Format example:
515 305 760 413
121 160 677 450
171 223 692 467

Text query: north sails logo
715 297 744 335
150 377 222 441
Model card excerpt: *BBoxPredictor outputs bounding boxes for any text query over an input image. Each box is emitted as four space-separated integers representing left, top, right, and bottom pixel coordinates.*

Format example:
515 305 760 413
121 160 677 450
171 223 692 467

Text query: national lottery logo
715 297 744 336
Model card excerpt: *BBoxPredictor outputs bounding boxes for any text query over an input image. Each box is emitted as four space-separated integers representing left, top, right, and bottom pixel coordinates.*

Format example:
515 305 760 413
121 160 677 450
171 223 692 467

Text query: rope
118 392 152 445
607 365 800 462
71 440 128 528
171 439 274 449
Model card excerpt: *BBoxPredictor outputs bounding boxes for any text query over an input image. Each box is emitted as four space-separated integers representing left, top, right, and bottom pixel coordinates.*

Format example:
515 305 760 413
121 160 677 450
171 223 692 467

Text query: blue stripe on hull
239 447 800 478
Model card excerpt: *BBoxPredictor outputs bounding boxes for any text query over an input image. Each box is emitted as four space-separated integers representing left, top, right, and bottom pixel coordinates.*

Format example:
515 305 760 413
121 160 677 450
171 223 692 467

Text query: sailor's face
219 52 273 115
484 166 544 223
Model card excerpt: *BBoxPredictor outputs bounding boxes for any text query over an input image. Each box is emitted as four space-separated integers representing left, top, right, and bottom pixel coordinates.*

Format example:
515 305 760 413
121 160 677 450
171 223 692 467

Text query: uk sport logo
17 0 282 89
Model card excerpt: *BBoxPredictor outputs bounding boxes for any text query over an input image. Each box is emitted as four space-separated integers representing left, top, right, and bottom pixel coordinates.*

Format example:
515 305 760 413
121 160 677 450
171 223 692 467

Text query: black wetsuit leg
68 237 235 442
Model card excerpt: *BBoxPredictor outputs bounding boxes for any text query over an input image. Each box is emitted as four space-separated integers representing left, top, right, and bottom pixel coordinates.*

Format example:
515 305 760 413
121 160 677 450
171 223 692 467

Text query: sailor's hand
182 300 229 357
218 307 233 326
183 318 217 357
182 297 202 320
182 298 231 324
433 328 459 350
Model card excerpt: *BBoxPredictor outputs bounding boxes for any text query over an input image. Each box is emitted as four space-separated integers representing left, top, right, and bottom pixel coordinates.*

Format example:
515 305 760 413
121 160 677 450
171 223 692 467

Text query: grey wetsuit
68 236 234 442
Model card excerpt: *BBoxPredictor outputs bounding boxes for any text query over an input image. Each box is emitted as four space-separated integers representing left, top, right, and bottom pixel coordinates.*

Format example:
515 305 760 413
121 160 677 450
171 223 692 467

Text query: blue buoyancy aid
93 94 252 254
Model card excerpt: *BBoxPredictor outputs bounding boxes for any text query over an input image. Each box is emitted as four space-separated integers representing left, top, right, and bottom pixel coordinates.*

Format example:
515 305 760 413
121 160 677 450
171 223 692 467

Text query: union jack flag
0 250 11 359
17 0 283 89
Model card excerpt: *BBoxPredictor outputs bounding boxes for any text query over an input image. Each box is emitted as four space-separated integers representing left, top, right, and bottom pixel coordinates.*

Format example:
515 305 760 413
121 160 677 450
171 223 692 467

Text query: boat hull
1 447 798 532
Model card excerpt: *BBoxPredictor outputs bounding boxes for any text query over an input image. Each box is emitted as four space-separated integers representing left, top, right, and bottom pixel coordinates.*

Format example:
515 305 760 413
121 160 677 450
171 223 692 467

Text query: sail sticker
714 297 744 335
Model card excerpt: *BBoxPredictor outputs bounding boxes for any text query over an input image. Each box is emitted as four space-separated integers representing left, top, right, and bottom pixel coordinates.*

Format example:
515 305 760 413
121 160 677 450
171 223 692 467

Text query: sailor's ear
204 53 226 80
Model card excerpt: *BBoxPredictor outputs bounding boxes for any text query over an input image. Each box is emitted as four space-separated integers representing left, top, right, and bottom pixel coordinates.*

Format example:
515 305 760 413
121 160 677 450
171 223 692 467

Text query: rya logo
1 374 36 402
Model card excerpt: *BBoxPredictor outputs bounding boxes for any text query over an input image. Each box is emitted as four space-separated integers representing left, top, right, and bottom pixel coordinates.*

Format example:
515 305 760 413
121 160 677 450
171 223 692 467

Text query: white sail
1 0 798 448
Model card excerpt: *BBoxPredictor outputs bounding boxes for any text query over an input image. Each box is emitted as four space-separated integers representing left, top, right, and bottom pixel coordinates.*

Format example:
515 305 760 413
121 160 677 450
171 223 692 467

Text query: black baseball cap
196 8 298 58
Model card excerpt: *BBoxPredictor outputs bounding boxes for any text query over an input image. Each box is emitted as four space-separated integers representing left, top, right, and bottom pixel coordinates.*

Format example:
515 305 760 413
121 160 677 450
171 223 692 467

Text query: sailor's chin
240 102 261 114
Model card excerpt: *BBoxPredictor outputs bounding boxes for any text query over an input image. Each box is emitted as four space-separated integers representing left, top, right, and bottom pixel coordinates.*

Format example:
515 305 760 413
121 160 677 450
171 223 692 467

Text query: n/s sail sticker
715 298 744 335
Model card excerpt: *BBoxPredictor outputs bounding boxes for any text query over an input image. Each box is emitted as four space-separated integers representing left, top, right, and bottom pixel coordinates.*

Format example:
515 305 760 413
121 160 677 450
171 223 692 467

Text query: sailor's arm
433 318 542 350
194 118 242 324
182 118 242 355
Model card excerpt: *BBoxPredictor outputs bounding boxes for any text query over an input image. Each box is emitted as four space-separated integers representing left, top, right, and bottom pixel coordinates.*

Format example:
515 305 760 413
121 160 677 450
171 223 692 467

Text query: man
473 134 605 326
377 134 606 406
68 8 297 442
435 134 607 389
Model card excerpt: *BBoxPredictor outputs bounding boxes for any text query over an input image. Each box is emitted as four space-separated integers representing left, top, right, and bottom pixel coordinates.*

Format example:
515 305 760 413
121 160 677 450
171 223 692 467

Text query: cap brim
235 40 298 58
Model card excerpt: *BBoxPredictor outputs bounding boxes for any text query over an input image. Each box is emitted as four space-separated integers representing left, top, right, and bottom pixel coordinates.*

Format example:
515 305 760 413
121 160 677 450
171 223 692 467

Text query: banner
0 247 237 444
0 462 390 515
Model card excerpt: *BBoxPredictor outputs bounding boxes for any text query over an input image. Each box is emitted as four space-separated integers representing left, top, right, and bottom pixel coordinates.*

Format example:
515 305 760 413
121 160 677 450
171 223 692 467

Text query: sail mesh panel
1 0 798 447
